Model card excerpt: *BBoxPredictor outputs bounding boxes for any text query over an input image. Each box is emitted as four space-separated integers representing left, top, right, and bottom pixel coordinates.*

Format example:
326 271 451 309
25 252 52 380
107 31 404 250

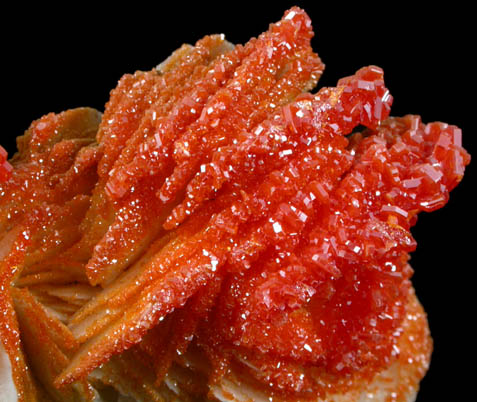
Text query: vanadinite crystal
0 146 13 182
0 5 471 402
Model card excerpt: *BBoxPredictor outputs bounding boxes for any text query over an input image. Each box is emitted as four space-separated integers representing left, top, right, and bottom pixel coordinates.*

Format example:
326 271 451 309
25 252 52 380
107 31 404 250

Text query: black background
2 1 474 400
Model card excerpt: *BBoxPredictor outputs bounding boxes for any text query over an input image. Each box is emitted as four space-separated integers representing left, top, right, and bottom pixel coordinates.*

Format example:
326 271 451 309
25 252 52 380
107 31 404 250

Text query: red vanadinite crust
84 6 324 287
203 113 470 396
0 6 471 401
0 146 13 182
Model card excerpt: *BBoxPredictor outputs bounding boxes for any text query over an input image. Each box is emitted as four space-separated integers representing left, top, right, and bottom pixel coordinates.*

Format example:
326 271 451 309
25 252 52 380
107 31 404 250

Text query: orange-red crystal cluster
0 145 13 182
0 5 471 400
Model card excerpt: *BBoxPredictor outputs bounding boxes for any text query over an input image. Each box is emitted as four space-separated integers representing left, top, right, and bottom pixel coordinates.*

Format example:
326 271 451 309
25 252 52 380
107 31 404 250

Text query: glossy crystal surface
0 6 470 401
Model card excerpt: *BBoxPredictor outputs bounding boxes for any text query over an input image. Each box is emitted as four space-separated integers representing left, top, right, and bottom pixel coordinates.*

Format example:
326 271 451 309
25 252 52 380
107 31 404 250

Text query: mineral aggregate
0 5 470 402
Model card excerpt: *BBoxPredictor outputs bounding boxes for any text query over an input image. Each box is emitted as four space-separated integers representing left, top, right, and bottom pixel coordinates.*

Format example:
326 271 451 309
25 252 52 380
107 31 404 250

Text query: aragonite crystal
0 5 470 402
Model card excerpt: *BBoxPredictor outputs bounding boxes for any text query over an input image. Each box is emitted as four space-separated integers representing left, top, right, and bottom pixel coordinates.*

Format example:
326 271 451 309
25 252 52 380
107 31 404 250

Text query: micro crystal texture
0 6 470 402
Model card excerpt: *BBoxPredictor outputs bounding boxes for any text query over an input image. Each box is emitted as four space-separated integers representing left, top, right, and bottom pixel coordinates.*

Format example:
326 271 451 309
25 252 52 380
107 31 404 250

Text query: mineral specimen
0 6 470 402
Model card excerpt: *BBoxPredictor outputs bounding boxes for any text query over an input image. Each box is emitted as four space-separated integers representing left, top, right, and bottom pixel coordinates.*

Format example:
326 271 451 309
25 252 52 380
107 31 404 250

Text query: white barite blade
0 343 17 402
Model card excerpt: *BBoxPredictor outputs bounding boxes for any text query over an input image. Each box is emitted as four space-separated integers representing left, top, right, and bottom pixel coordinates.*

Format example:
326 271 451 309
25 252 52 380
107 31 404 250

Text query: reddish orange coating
55 64 396 387
0 108 101 400
55 61 469 395
0 145 13 182
158 9 322 206
105 7 323 205
85 7 324 287
0 225 36 402
0 6 471 401
193 114 468 396
99 34 232 185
